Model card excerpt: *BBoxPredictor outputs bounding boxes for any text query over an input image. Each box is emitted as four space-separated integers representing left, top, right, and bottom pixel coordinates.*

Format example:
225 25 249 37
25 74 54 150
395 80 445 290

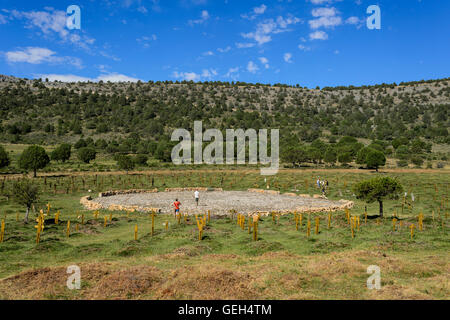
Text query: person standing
172 199 181 218
194 190 200 207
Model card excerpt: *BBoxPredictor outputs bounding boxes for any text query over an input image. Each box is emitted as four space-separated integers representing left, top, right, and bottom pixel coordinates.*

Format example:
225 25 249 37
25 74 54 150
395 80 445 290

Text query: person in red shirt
172 199 181 218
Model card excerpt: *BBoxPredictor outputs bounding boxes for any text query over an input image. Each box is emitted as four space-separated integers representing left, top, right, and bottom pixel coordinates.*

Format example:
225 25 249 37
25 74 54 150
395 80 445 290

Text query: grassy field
0 169 448 300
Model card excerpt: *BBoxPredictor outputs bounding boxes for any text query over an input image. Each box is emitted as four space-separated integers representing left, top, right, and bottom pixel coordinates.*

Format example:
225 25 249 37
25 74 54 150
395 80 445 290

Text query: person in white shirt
194 190 200 207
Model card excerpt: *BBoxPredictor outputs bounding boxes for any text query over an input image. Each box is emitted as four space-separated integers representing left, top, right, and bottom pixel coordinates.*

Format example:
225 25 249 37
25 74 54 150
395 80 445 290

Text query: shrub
0 145 10 169
77 147 97 164
134 154 148 166
397 160 408 168
411 156 424 167
51 144 72 162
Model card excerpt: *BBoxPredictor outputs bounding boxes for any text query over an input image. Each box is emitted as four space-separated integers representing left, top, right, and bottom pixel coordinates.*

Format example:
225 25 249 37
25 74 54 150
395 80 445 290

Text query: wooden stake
252 216 258 241
66 220 70 238
392 218 397 232
104 216 107 227
307 219 311 238
0 219 4 243
315 217 320 235
151 211 155 236
328 212 331 229
410 224 415 240
134 225 138 240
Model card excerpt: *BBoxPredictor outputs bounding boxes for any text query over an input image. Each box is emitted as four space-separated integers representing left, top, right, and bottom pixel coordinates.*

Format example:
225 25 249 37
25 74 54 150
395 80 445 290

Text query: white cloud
224 67 239 80
5 47 82 67
309 30 328 40
9 8 95 51
236 42 255 49
217 46 231 53
241 4 267 20
37 73 141 82
172 68 218 81
258 57 270 69
345 16 364 28
247 61 259 73
298 44 311 51
254 4 267 15
188 10 210 25
0 13 8 24
136 34 157 48
203 51 214 56
309 0 342 4
137 6 148 14
284 53 293 63
312 7 338 17
241 14 301 46
309 7 342 29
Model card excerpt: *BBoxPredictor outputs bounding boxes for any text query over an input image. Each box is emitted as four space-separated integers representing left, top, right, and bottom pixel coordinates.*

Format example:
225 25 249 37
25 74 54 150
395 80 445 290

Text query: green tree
356 147 374 165
11 179 40 223
365 150 386 171
323 149 337 165
51 143 72 162
0 145 10 169
338 152 352 166
134 154 148 166
77 147 97 164
117 155 135 173
353 177 403 217
19 145 50 178
411 156 424 167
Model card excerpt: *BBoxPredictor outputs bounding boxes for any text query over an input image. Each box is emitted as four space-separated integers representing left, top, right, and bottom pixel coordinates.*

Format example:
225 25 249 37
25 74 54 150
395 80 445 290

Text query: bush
397 160 408 168
74 138 87 149
338 152 352 166
77 147 97 164
437 162 444 169
51 144 71 162
134 154 148 166
0 145 10 169
411 156 424 167
117 155 135 173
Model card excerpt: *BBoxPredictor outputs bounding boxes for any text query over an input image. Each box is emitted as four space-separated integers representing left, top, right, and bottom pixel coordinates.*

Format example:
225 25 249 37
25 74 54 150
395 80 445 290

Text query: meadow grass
0 168 448 299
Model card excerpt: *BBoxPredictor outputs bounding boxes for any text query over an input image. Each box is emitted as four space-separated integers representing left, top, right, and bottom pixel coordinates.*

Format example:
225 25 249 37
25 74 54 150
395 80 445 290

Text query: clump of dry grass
1 250 447 300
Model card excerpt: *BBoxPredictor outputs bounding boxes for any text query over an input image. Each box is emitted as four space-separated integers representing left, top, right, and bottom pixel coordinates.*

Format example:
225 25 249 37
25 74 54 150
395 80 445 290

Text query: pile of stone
99 189 158 197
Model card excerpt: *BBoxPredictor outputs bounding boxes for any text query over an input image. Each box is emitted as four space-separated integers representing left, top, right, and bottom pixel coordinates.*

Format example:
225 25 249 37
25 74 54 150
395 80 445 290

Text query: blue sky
0 0 448 87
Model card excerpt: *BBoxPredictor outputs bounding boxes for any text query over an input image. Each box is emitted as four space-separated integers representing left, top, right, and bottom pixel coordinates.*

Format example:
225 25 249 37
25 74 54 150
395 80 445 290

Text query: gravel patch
93 191 348 216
